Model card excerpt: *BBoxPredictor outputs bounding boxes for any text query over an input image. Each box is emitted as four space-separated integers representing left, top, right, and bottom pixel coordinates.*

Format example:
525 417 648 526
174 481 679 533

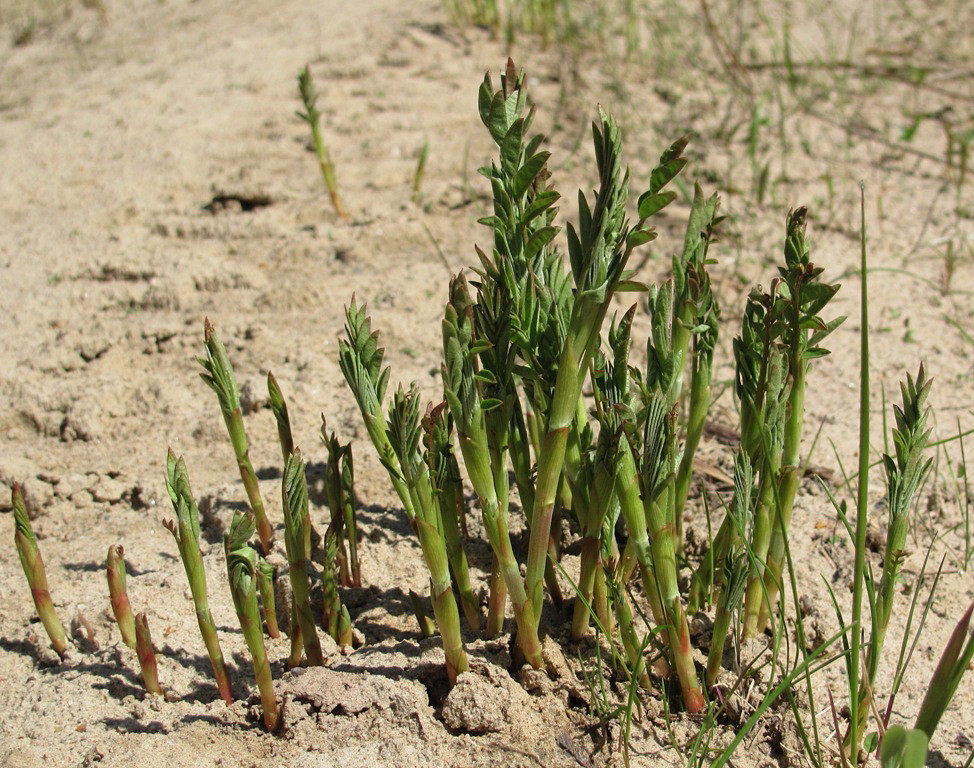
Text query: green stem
256 558 280 639
13 485 68 658
415 519 469 683
849 185 870 759
106 545 136 649
135 613 163 696
673 355 712 541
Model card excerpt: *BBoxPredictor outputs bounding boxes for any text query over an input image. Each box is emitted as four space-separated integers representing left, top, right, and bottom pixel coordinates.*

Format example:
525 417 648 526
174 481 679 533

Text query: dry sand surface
0 0 972 766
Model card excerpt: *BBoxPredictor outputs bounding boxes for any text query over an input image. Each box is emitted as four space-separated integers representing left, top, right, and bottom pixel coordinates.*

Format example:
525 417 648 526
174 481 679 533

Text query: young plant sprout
421 401 480 631
879 599 974 768
10 57 974 766
164 451 234 704
848 367 933 752
256 557 280 639
705 453 752 687
225 511 279 730
339 445 359 587
754 208 843 632
106 544 136 649
387 384 469 682
913 598 974 740
267 371 295 463
298 64 347 219
340 301 469 683
12 484 68 658
282 450 323 666
199 319 273 554
134 612 163 696
267 374 311 559
321 415 361 587
321 530 353 647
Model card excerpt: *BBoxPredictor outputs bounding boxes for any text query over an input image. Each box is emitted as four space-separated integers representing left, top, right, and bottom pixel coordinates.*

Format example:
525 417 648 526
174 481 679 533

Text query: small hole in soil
203 193 273 213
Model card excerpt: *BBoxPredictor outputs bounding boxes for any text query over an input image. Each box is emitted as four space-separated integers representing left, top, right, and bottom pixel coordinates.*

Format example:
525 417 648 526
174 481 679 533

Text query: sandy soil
0 1 972 766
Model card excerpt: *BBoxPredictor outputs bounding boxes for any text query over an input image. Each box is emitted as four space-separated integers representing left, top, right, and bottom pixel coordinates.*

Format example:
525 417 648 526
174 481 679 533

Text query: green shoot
267 371 295 464
256 557 280 639
225 511 279 730
422 401 480 631
199 319 272 554
756 207 843 630
12 484 68 658
849 366 933 751
134 612 163 696
341 301 469 682
106 544 136 650
706 454 752 687
321 529 353 647
913 598 974 739
298 65 347 220
848 183 871 760
321 415 360 587
164 451 234 704
282 450 323 666
387 384 469 682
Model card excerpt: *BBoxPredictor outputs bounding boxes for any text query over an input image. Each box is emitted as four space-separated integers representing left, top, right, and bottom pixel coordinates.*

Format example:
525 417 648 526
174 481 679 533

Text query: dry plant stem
134 613 162 696
199 319 272 554
256 558 280 639
12 484 68 658
298 65 347 220
225 512 279 730
282 451 323 666
106 545 136 649
164 452 234 704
